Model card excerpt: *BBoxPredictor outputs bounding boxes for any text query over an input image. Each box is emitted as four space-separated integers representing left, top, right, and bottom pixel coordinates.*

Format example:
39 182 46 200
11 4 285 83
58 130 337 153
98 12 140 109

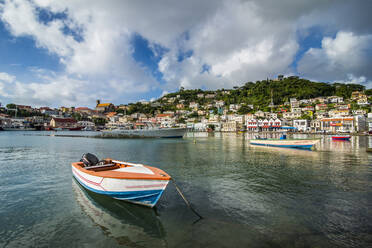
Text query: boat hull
2 127 36 131
102 127 187 138
72 164 169 207
249 139 319 149
332 136 350 141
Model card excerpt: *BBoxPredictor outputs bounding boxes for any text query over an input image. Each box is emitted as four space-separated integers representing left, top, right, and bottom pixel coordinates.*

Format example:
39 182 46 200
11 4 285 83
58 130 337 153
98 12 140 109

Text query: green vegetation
156 77 368 110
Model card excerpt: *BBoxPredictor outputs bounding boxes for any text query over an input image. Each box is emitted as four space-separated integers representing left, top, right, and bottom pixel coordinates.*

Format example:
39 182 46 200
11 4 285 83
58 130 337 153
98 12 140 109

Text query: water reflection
72 180 166 247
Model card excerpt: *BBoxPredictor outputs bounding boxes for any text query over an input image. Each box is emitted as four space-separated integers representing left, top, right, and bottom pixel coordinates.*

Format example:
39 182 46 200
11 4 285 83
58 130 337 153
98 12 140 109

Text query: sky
0 0 371 108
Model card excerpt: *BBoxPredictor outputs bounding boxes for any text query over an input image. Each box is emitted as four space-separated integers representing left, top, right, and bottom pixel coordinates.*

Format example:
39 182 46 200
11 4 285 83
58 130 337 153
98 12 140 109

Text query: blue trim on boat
73 175 164 207
250 142 313 149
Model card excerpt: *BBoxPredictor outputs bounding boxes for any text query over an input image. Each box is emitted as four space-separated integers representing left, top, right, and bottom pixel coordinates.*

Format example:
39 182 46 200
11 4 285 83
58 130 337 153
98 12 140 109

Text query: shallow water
0 131 372 247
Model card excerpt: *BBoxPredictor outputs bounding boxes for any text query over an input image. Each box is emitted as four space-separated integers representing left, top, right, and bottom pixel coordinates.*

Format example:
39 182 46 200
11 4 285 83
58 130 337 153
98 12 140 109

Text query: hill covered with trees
123 76 369 115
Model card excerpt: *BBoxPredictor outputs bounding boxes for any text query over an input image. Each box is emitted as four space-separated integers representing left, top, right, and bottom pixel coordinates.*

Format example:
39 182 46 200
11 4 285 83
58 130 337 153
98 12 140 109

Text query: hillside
123 76 368 115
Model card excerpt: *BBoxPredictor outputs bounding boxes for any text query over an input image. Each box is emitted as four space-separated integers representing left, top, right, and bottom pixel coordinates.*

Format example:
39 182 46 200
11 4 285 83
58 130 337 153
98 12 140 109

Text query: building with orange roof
95 100 115 112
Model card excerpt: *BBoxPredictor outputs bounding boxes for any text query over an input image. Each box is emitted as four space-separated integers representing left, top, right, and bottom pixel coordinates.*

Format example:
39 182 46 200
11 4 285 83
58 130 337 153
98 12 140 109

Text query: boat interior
72 153 171 180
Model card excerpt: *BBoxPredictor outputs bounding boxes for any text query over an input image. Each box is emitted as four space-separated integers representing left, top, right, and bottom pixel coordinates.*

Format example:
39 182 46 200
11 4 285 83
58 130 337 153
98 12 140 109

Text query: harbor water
0 131 372 247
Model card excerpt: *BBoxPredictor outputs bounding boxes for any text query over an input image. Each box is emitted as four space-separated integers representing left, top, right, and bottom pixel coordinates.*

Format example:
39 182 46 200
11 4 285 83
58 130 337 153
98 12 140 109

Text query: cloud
0 71 97 106
339 74 372 89
297 31 372 81
0 72 15 83
0 0 372 106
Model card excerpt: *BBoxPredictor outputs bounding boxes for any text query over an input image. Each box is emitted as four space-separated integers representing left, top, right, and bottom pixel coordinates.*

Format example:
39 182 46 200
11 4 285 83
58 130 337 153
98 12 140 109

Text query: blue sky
0 0 371 107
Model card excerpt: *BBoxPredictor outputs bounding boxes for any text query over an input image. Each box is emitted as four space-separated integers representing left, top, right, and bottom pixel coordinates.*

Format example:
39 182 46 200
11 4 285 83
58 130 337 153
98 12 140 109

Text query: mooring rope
171 178 203 220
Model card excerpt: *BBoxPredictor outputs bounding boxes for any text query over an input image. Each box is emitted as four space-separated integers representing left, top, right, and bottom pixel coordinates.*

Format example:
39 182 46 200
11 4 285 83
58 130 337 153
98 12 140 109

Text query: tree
300 113 312 120
237 105 252 115
92 117 107 126
6 103 16 109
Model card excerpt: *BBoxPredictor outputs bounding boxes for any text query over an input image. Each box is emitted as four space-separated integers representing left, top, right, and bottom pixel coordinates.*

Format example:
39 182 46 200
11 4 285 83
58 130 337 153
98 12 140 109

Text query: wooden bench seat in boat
84 163 119 171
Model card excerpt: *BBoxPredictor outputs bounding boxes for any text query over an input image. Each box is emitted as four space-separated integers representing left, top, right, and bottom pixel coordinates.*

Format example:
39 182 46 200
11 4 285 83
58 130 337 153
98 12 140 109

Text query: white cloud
298 31 372 81
0 72 15 83
339 74 372 89
0 0 372 106
0 71 97 107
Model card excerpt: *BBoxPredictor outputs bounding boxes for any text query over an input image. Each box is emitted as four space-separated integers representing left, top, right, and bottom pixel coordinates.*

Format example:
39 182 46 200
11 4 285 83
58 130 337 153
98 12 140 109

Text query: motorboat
332 135 351 141
249 134 319 149
72 153 170 207
102 124 186 138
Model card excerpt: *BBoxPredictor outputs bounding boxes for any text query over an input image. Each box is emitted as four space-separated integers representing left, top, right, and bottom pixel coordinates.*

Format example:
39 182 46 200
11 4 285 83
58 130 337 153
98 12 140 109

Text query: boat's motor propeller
80 153 100 167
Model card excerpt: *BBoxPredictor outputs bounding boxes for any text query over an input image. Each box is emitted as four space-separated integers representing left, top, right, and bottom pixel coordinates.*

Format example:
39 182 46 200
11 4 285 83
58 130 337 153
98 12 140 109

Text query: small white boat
72 154 171 207
249 135 319 149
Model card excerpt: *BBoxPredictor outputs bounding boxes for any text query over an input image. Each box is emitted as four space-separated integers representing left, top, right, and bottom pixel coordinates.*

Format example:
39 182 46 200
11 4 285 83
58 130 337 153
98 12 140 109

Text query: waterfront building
261 119 270 131
310 120 322 133
50 117 77 128
221 121 238 132
78 121 95 129
194 122 207 131
367 113 372 132
293 119 309 132
354 115 367 132
270 118 282 131
320 117 354 133
246 118 258 132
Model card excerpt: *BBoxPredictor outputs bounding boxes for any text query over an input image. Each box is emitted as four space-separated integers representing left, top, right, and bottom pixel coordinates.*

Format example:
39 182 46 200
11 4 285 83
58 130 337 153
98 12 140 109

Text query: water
1 131 372 247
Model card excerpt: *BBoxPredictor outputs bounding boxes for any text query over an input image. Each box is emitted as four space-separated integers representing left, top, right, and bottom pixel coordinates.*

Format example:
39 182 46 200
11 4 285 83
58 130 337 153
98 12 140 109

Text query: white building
283 112 301 119
189 102 199 109
293 119 309 132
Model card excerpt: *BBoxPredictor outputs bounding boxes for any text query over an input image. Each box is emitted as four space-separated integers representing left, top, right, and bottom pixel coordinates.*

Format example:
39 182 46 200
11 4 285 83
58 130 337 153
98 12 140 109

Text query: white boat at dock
249 134 319 149
102 126 187 138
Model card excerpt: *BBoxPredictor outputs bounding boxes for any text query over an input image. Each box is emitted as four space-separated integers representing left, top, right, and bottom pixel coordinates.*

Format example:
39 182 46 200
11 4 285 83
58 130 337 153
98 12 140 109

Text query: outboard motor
80 153 100 167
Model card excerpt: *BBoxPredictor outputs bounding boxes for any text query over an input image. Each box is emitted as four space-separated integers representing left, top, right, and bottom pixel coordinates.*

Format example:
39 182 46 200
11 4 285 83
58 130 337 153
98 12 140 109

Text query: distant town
1 75 372 134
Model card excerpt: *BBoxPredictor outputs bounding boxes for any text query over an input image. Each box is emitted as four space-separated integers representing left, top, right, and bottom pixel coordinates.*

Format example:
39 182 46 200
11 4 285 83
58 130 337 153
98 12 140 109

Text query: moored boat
71 154 171 207
102 127 187 138
249 135 319 149
69 126 83 131
332 135 351 141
